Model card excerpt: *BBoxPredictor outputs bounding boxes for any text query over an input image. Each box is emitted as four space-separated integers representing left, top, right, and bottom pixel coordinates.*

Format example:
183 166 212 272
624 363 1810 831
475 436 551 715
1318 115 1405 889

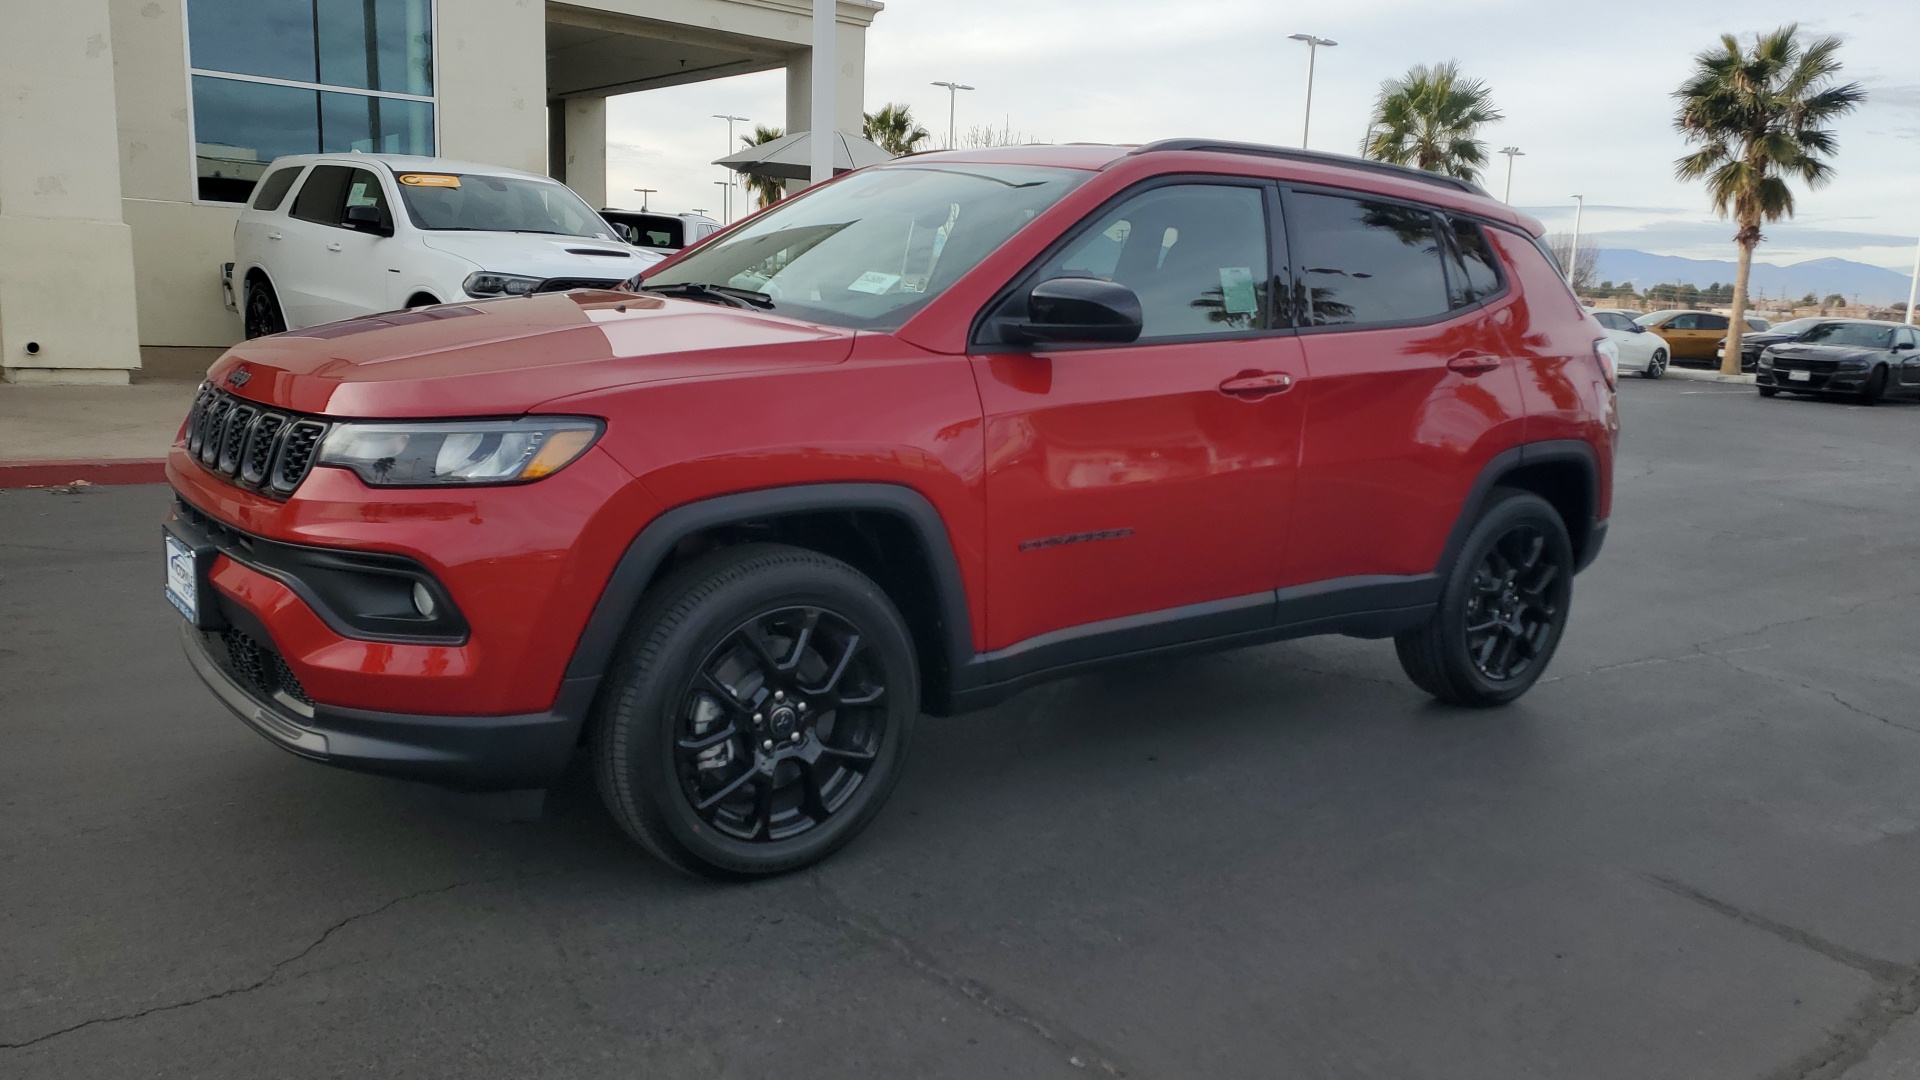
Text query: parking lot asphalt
3 380 1918 1080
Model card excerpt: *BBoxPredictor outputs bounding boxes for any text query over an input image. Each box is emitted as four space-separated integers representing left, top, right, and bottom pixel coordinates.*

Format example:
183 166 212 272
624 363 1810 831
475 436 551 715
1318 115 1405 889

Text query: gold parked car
1634 310 1771 362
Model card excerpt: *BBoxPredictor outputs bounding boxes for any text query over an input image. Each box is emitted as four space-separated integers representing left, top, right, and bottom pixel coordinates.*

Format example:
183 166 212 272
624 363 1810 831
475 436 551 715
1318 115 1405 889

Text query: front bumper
183 621 594 790
1757 368 1864 392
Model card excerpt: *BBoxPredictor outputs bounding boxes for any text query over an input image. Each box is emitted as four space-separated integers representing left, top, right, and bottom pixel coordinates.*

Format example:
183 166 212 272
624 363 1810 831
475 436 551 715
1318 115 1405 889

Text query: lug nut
774 691 786 702
797 702 808 712
763 740 774 751
753 712 764 723
790 732 801 743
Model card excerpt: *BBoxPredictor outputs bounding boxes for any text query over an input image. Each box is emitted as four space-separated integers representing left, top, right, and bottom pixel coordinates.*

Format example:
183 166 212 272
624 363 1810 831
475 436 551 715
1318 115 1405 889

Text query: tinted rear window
289 164 351 225
1292 192 1450 327
1445 217 1503 308
251 166 302 211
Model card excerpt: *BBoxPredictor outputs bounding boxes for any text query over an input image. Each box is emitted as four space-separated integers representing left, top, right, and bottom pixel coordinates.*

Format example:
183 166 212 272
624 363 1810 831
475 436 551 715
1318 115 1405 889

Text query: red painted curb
0 458 169 490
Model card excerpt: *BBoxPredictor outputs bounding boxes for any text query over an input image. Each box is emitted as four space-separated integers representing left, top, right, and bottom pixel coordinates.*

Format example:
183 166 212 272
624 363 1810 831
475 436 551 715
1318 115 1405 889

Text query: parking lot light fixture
1907 230 1918 325
1569 194 1585 289
1498 147 1524 203
632 187 656 212
1287 34 1337 149
713 115 750 223
930 81 976 149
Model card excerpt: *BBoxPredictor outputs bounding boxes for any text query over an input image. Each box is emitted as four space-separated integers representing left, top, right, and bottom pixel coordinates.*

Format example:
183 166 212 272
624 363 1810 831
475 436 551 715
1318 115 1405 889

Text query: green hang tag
1219 266 1258 315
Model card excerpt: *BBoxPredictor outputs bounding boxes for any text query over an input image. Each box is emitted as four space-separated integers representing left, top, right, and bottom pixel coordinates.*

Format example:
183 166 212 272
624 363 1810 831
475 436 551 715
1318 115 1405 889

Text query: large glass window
187 0 434 203
1037 184 1273 339
1291 192 1451 327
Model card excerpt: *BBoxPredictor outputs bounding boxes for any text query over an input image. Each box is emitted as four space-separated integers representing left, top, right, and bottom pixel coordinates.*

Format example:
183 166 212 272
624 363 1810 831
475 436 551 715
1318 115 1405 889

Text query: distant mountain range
1593 250 1915 305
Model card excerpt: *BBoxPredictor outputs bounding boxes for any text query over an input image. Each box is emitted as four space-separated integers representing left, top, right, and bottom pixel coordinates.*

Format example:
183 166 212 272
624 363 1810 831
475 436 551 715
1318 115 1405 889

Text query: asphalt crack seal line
0 879 485 1052
1646 874 1920 1080
803 872 1140 1077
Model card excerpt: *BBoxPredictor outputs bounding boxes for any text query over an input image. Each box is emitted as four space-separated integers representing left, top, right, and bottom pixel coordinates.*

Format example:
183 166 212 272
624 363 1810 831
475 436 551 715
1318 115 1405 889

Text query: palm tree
1362 62 1503 182
1673 25 1864 374
862 104 929 156
738 125 786 209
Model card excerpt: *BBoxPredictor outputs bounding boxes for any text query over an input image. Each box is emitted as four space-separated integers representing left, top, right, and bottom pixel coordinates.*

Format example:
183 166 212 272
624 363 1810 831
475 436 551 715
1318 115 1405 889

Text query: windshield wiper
638 282 775 310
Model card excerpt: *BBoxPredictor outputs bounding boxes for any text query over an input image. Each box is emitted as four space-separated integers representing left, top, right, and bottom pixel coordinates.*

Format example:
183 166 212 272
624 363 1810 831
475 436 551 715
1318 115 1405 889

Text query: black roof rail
1130 139 1488 196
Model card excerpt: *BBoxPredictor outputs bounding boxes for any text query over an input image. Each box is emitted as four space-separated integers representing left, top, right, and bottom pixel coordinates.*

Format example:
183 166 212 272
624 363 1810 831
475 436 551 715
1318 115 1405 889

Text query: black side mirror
1629 323 1646 333
1894 341 1914 352
344 204 393 236
1008 277 1143 345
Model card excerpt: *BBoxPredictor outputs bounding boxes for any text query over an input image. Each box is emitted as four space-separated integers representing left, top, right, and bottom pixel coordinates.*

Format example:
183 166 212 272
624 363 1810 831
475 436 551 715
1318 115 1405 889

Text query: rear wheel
1758 385 1779 398
592 544 918 879
243 279 285 339
1859 366 1889 405
1396 489 1574 707
1642 349 1668 379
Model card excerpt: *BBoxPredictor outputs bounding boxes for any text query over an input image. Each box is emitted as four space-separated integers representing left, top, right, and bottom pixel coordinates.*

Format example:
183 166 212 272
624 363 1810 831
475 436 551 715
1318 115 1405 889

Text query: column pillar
561 97 608 209
0 0 142 383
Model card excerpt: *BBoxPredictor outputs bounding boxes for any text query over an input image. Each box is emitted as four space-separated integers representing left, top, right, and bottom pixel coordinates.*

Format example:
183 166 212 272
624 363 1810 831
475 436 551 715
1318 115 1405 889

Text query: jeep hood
209 292 857 418
416 232 664 282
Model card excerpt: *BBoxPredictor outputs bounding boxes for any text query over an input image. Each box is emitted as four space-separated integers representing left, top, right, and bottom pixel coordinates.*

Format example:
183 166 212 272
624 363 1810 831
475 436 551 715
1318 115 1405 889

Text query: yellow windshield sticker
398 173 460 188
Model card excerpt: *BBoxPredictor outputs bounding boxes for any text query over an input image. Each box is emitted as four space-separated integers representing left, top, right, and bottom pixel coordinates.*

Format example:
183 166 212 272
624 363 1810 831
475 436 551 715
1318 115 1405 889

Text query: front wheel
1758 385 1779 398
1396 490 1574 707
592 544 919 879
1642 349 1668 379
1859 366 1889 405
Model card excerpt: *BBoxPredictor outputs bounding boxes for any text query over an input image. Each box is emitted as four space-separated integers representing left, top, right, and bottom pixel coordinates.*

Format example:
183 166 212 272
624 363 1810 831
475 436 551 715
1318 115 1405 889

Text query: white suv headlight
317 418 602 486
464 272 544 297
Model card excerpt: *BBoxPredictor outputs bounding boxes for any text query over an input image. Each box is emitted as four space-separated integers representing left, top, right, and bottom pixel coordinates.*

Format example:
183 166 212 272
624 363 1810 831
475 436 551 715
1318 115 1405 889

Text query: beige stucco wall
1 0 143 382
438 0 549 175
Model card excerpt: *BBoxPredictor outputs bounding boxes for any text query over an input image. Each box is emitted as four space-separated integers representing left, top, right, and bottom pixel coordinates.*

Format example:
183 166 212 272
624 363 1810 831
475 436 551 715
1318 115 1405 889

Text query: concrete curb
0 458 168 490
1663 366 1757 386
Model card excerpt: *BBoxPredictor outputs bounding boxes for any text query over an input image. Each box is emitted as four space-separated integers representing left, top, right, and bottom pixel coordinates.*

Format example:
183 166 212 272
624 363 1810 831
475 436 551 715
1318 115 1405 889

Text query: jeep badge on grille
226 367 251 388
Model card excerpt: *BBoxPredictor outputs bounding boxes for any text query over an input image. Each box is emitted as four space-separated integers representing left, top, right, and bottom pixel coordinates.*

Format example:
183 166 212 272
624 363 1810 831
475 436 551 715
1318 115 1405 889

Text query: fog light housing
412 581 437 618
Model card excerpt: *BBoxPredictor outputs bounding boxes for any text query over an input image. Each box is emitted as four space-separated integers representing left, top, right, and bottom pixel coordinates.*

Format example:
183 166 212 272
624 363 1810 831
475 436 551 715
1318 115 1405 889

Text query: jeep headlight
464 272 544 297
317 418 602 486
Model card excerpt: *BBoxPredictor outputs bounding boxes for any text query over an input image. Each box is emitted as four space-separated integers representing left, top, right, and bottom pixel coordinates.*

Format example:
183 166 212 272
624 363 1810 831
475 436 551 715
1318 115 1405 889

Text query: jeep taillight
1593 337 1619 389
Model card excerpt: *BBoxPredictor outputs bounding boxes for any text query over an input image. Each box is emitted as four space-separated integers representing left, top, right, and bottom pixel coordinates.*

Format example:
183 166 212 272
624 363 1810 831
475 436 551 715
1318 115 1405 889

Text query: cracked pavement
2 379 1918 1078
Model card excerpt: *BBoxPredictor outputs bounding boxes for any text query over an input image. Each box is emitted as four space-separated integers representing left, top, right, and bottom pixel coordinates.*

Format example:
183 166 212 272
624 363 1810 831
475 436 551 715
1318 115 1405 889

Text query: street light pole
1907 229 1919 325
1568 194 1585 291
930 81 975 149
1498 146 1524 204
712 114 749 224
1286 34 1336 149
632 188 656 212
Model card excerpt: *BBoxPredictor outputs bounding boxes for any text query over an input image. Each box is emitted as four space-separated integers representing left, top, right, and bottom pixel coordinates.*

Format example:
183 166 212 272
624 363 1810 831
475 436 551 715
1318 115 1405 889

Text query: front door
972 181 1307 652
305 167 398 322
1897 326 1920 389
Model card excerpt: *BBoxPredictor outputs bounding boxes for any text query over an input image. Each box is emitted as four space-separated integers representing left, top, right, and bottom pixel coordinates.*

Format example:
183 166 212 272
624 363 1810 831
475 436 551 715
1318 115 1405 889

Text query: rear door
1897 326 1920 389
1283 190 1526 586
971 180 1308 651
1692 313 1730 359
277 165 354 328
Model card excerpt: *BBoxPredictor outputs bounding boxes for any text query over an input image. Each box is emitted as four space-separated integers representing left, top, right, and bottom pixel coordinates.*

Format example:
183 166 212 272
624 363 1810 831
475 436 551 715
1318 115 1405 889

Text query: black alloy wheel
673 606 888 844
1396 489 1574 707
1859 366 1889 405
243 281 286 339
593 544 918 879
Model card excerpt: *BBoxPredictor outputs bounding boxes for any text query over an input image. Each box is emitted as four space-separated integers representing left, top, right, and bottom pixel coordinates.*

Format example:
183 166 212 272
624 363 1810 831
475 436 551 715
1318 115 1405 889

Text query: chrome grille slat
187 385 329 499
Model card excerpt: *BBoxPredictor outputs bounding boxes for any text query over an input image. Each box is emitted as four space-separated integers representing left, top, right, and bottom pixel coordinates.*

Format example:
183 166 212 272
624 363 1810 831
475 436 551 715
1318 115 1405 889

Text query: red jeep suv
165 141 1617 878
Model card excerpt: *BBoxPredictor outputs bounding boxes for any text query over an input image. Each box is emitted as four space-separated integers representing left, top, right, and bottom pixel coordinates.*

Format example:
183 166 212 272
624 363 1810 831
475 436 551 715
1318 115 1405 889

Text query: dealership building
0 0 879 384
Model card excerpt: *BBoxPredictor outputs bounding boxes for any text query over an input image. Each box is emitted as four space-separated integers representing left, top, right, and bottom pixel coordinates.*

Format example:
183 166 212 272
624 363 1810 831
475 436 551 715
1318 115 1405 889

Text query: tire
243 279 286 339
1641 349 1668 379
592 543 919 880
405 293 440 309
1758 385 1779 398
1395 489 1574 707
1859 366 1888 405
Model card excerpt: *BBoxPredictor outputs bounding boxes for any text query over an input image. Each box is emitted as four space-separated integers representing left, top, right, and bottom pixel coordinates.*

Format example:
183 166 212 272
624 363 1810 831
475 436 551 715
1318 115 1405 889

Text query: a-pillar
0 0 142 384
558 97 609 209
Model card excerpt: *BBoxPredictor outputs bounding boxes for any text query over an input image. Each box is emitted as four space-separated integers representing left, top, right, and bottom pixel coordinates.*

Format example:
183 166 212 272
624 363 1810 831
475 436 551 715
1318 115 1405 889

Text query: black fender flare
562 483 976 690
1437 439 1605 575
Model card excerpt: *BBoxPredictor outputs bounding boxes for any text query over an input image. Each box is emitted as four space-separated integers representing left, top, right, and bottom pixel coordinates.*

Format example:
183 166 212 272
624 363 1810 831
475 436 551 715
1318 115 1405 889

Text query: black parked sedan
1757 320 1920 403
1720 316 1865 372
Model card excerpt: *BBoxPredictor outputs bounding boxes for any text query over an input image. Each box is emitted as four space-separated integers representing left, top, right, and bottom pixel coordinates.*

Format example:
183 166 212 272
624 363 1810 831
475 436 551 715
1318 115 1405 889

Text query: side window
1445 217 1503 308
1901 328 1918 349
1037 184 1272 339
1666 314 1699 331
1697 314 1729 331
1291 192 1450 327
343 168 390 219
289 164 352 225
251 166 302 211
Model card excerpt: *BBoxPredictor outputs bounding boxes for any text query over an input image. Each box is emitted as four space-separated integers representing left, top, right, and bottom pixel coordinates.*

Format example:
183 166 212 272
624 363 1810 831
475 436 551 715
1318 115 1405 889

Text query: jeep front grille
185 384 330 498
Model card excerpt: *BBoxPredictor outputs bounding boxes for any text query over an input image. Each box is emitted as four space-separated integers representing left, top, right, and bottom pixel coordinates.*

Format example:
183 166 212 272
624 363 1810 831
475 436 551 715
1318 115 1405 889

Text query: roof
262 153 556 183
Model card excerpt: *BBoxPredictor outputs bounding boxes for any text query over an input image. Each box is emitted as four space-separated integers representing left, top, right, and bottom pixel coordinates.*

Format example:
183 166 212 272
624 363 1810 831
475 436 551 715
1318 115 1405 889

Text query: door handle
326 242 343 252
1447 353 1502 376
1218 371 1294 396
267 232 283 241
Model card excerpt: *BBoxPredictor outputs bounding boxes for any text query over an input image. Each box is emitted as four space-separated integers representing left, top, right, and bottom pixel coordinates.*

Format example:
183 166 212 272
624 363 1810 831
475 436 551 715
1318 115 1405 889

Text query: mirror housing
344 204 393 236
1894 341 1915 352
1008 277 1143 345
1629 323 1647 334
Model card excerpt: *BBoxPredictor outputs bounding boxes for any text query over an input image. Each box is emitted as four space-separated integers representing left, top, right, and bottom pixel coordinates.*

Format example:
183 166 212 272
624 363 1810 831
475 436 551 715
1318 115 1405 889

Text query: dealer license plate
165 534 199 623
1788 370 1812 382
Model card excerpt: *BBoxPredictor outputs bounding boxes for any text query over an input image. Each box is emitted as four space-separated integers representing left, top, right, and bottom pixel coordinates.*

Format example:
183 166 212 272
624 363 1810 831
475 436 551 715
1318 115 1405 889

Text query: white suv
224 154 665 338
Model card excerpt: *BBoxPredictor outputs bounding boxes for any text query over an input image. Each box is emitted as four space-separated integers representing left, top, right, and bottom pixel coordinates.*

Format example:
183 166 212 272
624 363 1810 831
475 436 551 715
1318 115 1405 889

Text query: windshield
641 163 1090 329
1801 322 1895 348
1631 312 1671 327
396 172 617 240
1769 318 1827 337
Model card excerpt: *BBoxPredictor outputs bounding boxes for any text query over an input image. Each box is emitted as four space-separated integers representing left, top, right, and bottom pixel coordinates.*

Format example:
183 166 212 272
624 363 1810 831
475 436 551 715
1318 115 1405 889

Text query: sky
605 0 1920 273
